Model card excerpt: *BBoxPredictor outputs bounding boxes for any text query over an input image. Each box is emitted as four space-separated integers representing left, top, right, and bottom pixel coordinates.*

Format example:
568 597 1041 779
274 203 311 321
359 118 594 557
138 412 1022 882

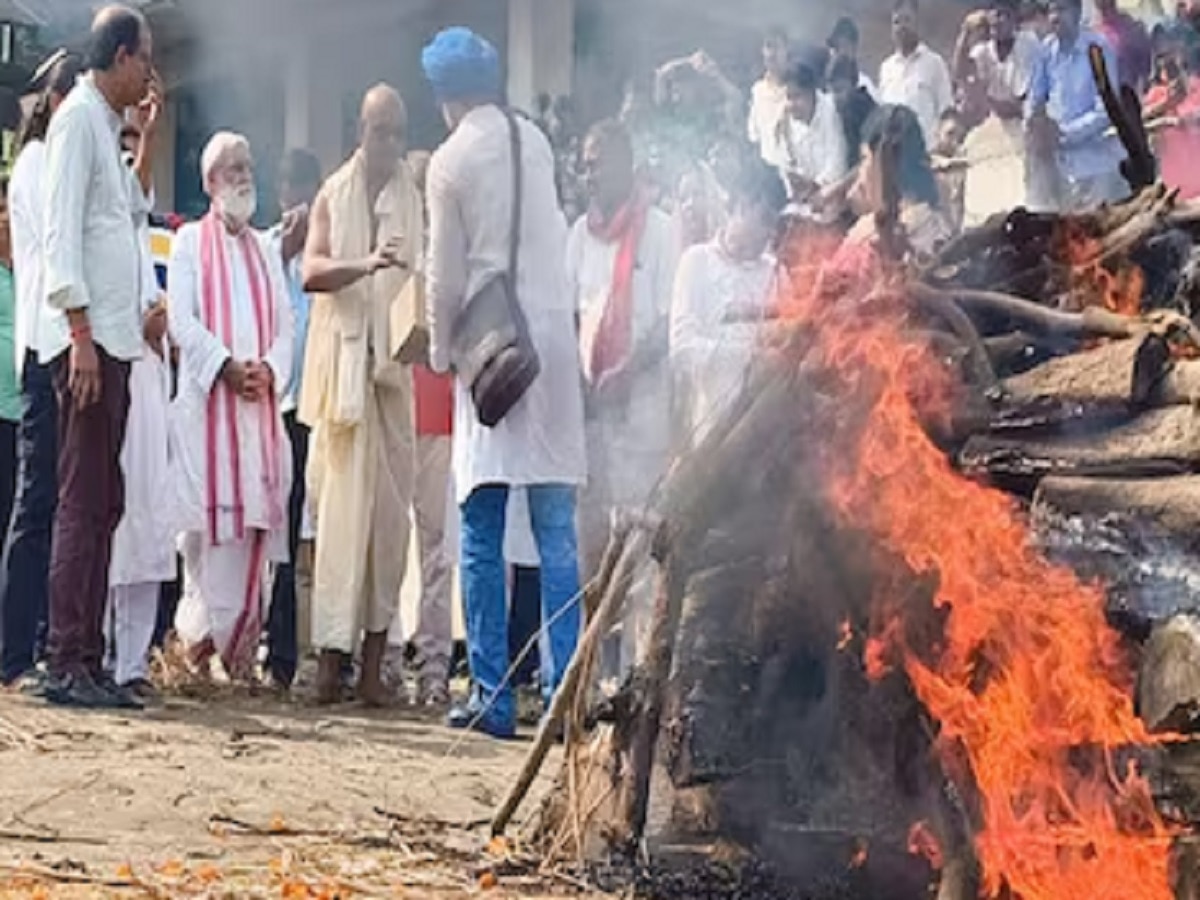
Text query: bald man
301 83 422 705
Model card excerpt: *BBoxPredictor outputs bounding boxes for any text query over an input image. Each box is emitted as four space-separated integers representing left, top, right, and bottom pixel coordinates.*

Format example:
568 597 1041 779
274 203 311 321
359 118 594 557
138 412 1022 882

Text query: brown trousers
46 346 130 678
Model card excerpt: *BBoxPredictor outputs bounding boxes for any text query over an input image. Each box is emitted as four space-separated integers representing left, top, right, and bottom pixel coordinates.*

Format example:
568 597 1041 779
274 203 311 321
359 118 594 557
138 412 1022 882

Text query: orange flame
778 238 1175 900
908 820 945 871
1059 222 1146 317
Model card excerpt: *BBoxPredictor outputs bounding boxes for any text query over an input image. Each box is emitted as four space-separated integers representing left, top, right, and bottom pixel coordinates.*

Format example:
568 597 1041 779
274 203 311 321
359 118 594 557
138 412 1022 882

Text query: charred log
1032 476 1200 638
960 406 1200 481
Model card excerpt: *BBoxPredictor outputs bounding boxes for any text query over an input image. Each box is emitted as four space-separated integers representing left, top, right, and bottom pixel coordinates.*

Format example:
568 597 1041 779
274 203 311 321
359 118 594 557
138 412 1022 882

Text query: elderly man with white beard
168 132 293 680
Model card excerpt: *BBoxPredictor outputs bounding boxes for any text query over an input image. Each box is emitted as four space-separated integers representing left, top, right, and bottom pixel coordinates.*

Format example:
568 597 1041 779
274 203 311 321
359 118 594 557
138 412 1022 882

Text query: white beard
216 185 257 228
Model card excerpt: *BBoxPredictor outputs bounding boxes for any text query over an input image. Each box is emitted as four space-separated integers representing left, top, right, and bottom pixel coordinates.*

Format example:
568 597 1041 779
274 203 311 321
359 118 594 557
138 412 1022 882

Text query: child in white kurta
104 189 175 688
168 212 293 678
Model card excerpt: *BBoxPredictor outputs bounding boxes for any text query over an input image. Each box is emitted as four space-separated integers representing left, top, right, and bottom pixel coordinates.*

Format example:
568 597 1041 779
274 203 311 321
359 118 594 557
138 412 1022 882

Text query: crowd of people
0 0 1194 738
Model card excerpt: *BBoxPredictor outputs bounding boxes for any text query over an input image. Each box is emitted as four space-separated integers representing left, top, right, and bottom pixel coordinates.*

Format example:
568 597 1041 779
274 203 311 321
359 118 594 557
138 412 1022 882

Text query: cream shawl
300 151 423 429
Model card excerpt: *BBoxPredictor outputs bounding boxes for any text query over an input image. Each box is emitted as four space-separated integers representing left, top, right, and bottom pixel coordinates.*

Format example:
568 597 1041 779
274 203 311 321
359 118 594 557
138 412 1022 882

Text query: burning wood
494 178 1200 898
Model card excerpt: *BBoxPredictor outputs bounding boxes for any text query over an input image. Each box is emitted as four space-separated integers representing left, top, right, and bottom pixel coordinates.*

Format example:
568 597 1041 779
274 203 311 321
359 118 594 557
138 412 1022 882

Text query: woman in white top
670 162 788 449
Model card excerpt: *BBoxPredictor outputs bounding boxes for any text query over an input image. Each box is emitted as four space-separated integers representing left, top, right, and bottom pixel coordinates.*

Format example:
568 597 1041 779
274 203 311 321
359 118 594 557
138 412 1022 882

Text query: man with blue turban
421 28 587 739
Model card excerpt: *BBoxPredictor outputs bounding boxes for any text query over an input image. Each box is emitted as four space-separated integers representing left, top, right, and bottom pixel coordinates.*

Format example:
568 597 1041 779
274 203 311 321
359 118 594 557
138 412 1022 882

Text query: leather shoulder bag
449 107 541 428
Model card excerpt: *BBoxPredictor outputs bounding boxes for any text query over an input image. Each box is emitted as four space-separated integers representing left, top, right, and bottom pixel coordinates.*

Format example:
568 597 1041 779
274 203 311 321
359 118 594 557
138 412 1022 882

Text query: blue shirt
1027 29 1123 180
282 255 309 412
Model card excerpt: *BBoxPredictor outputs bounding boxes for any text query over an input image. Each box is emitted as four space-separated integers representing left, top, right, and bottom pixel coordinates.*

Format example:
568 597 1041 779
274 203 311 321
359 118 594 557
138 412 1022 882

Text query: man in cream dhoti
168 132 293 680
301 84 420 705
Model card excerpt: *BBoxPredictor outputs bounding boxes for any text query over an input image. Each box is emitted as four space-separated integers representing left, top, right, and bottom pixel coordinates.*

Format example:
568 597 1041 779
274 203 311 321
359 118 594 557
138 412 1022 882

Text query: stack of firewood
917 186 1200 647
486 182 1200 898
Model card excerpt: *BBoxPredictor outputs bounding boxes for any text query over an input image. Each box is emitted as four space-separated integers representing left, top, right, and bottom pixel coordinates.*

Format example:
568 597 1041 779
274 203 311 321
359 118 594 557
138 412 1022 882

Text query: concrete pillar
506 0 574 113
282 37 345 174
151 97 177 212
283 42 311 152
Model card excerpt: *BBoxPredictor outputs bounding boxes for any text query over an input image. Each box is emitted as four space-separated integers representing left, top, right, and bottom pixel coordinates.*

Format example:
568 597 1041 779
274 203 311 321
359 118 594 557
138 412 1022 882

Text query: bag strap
502 107 522 281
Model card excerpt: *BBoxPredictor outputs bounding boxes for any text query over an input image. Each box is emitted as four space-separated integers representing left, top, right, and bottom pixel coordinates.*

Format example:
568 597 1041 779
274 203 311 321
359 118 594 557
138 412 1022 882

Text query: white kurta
167 221 294 556
569 206 678 568
110 187 174 588
426 105 587 505
106 187 173 687
669 242 778 448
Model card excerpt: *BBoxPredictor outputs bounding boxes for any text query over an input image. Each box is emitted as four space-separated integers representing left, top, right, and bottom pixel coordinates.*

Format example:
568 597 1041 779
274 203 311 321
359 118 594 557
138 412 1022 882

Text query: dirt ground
0 685 602 899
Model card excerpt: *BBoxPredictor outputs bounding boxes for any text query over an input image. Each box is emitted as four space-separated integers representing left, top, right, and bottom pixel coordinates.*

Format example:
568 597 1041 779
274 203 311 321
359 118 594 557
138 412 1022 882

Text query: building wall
151 0 513 219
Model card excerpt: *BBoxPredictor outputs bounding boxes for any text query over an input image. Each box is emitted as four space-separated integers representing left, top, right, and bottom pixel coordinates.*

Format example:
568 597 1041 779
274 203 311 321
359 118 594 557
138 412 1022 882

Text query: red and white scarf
587 190 649 384
198 212 285 547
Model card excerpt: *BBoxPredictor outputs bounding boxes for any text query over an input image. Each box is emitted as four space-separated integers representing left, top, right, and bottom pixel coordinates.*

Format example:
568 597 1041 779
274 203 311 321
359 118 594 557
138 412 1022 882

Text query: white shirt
971 32 1044 103
747 78 788 165
669 241 777 447
771 91 848 191
879 43 955 146
859 71 880 100
8 141 64 378
40 72 142 363
426 105 587 503
568 206 679 503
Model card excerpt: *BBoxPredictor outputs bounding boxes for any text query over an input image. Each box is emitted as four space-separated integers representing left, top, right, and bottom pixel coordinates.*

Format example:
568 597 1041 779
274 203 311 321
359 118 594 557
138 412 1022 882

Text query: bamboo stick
491 519 653 837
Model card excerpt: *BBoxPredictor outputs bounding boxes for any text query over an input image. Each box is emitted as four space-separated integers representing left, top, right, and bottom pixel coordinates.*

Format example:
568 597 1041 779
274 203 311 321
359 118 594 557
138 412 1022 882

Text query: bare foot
314 651 343 706
356 674 391 708
357 632 390 708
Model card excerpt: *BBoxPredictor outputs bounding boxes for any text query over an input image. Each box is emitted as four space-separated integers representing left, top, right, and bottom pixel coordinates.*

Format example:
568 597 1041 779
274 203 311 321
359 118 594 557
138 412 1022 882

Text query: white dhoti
105 583 161 685
166 213 295 677
175 530 269 673
106 347 174 686
309 380 414 653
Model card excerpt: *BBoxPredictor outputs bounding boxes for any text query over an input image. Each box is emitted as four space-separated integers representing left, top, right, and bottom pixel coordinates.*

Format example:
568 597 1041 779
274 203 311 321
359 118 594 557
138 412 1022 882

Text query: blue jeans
460 484 581 728
0 355 57 682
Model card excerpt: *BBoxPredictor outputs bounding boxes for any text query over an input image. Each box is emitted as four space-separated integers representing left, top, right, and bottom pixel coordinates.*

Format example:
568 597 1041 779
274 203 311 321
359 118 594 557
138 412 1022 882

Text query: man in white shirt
41 5 154 709
422 27 587 739
1 51 81 690
747 26 792 167
569 119 678 576
879 0 956 146
954 0 1046 223
771 63 848 203
955 0 1044 118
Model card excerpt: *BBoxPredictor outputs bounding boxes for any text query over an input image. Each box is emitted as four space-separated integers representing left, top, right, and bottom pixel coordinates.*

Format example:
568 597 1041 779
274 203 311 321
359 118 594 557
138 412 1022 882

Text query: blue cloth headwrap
422 27 501 102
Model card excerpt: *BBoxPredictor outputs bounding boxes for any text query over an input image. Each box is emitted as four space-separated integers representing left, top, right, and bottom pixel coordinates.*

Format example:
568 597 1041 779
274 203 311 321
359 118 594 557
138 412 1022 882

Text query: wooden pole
618 556 682 848
491 520 651 837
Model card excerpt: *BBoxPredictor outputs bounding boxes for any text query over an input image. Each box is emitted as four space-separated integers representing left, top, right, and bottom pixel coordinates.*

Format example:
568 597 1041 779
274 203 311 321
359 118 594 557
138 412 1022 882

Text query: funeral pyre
487 176 1200 899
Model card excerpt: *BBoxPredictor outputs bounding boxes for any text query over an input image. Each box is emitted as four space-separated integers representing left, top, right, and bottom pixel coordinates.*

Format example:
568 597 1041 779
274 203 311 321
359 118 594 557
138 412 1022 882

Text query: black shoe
97 674 146 711
122 678 161 705
46 673 142 710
